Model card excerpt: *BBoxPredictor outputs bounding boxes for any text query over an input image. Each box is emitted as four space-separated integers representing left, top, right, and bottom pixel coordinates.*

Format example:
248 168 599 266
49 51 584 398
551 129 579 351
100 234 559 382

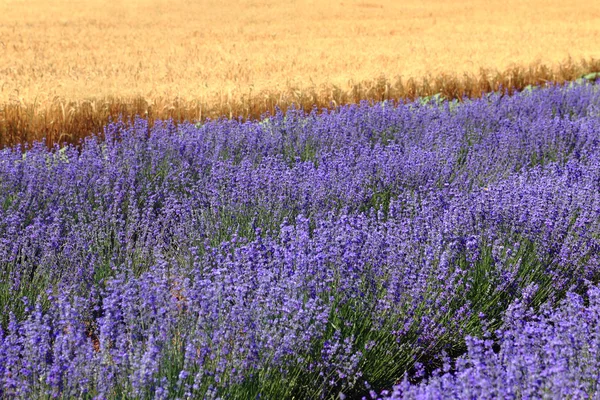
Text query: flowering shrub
0 82 599 398
380 284 600 399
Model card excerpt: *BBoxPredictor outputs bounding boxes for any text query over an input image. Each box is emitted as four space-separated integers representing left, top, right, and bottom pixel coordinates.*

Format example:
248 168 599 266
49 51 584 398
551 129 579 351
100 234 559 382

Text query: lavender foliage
381 284 600 399
0 82 599 398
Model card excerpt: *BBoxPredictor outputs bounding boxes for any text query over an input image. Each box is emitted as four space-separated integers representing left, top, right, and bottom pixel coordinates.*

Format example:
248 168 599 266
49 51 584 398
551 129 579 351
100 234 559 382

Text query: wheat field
1 0 599 146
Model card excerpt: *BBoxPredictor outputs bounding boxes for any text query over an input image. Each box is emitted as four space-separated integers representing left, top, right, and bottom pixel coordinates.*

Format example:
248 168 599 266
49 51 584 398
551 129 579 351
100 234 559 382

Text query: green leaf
583 72 600 81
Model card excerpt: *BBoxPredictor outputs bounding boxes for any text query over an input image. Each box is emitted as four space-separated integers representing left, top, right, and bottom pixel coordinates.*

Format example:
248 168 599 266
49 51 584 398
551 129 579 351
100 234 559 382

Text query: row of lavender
0 83 599 398
378 284 600 399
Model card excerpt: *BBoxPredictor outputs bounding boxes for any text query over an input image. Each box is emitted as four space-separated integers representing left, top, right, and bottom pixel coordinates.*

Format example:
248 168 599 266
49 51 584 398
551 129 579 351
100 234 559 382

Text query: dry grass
1 0 599 146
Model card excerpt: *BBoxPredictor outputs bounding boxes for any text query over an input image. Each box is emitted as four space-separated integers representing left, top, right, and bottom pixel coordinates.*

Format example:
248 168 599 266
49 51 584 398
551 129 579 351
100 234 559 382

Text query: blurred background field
1 0 599 146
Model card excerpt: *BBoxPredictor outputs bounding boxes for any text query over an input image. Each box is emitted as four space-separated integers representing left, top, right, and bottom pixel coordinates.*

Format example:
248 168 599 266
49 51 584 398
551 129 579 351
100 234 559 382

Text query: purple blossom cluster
0 82 599 398
380 284 600 399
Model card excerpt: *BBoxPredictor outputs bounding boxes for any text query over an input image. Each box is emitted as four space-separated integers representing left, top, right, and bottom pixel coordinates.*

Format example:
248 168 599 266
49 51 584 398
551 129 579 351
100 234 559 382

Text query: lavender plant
0 82 599 398
380 283 600 399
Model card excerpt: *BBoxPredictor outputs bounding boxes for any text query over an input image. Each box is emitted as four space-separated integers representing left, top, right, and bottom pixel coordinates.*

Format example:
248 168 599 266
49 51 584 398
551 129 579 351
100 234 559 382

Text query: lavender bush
380 283 600 399
0 82 599 398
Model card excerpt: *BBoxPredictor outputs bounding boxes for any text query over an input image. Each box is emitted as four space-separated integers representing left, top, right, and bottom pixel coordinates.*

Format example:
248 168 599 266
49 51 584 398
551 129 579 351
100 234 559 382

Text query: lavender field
1 82 600 399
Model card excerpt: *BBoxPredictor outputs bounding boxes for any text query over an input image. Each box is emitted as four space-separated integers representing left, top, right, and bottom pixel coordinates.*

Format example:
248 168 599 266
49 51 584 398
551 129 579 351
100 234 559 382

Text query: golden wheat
1 0 599 146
